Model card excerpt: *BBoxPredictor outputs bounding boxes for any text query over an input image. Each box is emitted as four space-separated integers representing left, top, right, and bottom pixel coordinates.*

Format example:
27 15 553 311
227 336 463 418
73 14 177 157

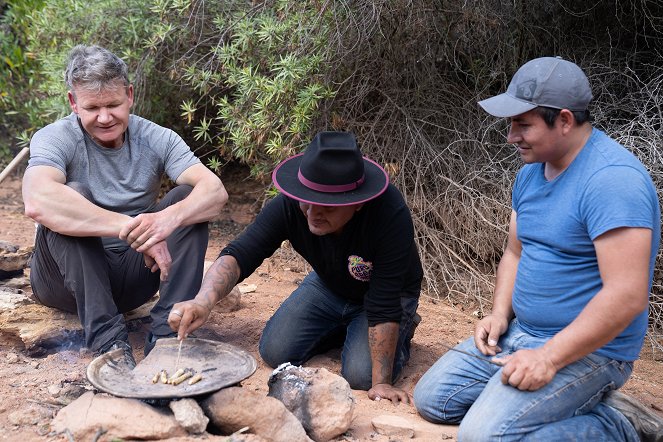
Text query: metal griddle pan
86 338 256 399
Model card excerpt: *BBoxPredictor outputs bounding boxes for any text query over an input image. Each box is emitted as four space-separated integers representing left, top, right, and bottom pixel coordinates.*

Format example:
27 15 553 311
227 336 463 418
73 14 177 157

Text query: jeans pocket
577 352 610 370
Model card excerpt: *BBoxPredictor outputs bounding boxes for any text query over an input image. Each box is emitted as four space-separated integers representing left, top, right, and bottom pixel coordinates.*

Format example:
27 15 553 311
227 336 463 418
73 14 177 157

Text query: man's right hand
474 314 509 356
168 299 213 339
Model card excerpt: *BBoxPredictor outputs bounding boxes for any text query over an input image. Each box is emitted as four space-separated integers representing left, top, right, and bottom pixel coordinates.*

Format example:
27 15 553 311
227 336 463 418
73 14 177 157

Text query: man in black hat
414 57 662 440
169 131 423 403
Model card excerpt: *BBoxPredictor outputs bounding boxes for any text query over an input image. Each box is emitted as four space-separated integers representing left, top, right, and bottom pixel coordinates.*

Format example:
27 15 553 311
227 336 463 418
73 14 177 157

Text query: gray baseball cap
478 57 593 117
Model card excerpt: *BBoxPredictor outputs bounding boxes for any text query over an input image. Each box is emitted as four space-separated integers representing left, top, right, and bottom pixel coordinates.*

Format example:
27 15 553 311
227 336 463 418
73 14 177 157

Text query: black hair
534 106 591 128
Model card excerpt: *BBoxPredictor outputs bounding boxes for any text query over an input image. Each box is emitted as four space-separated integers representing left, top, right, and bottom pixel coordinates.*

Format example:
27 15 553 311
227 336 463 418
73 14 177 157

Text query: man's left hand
494 348 557 391
368 383 412 405
142 240 172 281
120 212 178 252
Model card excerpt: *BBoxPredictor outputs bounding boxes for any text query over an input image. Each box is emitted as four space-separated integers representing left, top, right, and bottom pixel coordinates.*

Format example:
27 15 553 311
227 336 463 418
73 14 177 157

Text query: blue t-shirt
512 128 660 361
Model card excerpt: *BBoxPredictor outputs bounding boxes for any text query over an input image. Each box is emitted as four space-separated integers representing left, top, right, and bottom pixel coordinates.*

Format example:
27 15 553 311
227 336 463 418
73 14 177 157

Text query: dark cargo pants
29 184 208 352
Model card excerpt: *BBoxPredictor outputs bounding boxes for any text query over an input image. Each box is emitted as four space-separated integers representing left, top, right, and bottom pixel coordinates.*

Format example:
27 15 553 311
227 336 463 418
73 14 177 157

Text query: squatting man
169 131 423 404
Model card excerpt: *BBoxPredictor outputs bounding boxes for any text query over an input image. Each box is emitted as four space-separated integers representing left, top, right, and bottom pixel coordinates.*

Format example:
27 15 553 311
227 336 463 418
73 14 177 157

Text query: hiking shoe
144 330 177 356
96 340 136 369
604 390 663 442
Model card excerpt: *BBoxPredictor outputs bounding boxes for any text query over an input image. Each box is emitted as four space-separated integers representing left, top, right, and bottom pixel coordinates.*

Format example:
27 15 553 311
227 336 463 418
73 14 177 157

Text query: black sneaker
604 390 663 442
144 330 177 356
96 340 136 369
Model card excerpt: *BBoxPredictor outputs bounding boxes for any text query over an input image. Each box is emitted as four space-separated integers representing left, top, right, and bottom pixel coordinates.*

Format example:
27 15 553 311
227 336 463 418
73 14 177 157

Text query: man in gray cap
414 57 663 440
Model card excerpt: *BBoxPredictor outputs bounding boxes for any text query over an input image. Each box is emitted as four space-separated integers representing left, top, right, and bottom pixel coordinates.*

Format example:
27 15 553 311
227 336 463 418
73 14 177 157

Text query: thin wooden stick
0 147 29 185
175 339 183 370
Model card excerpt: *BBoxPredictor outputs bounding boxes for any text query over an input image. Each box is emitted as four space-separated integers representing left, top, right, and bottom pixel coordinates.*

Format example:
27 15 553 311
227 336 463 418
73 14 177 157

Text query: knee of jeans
458 416 499 441
339 358 372 390
457 422 480 441
413 382 446 423
341 368 372 391
258 336 281 368
413 375 466 425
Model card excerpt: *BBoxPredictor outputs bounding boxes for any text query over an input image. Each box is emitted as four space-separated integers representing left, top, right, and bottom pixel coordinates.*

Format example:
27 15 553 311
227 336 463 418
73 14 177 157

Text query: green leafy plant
164 1 336 178
0 0 46 156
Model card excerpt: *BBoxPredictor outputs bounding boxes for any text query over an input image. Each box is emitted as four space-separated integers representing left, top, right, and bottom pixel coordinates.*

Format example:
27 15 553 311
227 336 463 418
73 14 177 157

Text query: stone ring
170 309 183 317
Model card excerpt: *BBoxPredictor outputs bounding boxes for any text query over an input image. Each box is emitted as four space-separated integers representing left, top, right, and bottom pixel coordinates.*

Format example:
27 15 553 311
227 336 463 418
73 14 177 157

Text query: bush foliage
3 0 663 353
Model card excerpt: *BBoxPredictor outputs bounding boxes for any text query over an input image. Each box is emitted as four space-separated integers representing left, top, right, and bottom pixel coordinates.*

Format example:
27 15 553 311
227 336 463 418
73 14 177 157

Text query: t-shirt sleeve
363 202 417 325
219 194 290 282
581 165 658 240
161 129 200 181
28 125 74 174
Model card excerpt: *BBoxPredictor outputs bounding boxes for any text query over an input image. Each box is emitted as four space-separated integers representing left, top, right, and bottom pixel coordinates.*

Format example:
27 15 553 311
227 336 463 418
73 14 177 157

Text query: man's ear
127 84 134 108
67 90 78 113
558 109 575 134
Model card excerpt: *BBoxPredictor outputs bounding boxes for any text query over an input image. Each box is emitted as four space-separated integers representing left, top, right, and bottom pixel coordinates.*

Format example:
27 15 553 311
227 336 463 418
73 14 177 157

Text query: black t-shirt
220 184 423 325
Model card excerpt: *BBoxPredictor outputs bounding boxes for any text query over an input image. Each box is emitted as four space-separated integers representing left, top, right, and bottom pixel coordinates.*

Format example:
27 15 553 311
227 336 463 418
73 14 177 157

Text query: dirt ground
1 165 662 441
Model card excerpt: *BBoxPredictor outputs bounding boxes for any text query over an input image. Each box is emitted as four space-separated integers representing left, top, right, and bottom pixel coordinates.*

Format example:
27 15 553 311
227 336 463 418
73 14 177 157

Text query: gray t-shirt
28 113 200 247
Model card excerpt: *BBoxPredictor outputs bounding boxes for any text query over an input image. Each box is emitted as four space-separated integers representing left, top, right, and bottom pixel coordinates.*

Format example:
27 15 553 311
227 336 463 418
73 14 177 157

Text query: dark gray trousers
29 185 208 352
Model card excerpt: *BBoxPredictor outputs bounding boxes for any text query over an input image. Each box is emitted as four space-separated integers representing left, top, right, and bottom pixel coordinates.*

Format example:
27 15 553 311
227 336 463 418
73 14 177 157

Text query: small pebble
47 385 61 397
6 352 20 364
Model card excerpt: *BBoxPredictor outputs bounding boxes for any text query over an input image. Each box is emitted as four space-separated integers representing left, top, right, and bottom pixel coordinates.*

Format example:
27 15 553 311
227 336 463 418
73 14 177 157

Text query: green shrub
24 0 166 125
0 0 45 164
162 1 335 177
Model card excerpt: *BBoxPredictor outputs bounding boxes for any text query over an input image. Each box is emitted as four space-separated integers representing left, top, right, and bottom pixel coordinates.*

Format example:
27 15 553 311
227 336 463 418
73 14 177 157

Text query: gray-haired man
414 57 662 440
22 45 227 366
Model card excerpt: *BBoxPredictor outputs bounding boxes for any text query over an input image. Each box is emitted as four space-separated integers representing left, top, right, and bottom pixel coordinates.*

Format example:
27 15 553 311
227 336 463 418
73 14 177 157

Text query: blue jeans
413 319 639 441
258 271 419 390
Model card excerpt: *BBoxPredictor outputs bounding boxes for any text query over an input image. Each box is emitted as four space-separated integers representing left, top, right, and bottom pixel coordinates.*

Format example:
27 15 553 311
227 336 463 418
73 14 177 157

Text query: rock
268 364 355 442
224 434 269 442
201 386 312 442
0 302 83 355
215 285 242 313
1 275 31 289
169 398 209 434
8 408 40 426
238 283 257 294
0 290 33 309
6 352 20 363
47 384 62 397
0 240 19 253
59 383 87 404
0 245 33 273
371 414 415 438
52 391 186 440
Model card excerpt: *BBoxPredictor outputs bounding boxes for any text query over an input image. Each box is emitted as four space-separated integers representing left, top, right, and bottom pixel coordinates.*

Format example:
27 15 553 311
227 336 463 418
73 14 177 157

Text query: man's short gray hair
64 45 129 93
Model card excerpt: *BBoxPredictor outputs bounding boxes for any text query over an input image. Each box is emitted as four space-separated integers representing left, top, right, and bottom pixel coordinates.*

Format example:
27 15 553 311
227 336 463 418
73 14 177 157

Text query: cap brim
478 93 537 118
272 154 389 206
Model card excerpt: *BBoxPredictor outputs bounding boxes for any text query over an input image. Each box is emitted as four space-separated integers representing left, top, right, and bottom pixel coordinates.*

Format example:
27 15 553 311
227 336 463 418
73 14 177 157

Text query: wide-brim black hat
272 131 389 206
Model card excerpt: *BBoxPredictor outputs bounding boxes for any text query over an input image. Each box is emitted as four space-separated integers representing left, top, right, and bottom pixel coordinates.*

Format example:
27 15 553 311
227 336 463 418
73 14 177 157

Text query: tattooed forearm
368 322 399 386
195 255 241 310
